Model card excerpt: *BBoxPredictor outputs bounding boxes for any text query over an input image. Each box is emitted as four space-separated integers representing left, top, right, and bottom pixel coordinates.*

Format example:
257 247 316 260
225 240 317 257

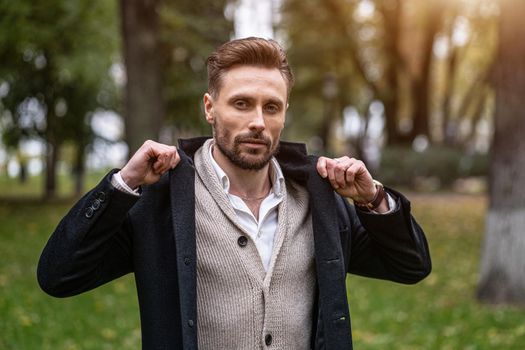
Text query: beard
213 122 279 171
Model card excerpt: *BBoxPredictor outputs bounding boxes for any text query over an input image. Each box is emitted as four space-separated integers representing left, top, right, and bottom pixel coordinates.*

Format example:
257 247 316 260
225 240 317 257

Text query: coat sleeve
337 188 431 284
37 170 140 297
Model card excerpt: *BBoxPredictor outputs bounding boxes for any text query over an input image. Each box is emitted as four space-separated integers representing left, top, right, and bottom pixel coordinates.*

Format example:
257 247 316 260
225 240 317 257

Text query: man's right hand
120 140 180 189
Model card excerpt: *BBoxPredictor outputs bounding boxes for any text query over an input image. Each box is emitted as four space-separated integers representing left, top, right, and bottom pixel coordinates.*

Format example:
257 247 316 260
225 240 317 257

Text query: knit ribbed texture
193 140 316 349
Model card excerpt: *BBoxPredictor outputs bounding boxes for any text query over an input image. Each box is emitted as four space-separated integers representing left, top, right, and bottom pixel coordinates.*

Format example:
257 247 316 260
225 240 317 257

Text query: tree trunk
477 0 525 304
463 85 488 149
43 104 59 200
44 139 59 200
410 0 445 143
120 0 165 155
73 144 86 197
442 47 458 145
380 0 402 145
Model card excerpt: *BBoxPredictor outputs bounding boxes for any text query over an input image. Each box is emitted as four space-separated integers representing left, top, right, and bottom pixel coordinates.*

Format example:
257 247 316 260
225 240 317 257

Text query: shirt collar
208 141 285 197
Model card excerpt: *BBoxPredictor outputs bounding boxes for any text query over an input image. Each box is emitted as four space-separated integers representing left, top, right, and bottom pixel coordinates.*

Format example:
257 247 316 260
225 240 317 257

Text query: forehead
218 65 288 101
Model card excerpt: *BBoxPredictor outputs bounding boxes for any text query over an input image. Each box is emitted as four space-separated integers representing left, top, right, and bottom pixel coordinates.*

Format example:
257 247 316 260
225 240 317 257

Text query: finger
347 161 375 202
326 159 339 189
152 153 166 174
171 149 181 168
161 154 177 174
152 145 178 173
345 162 360 188
316 157 329 178
160 147 179 173
333 156 352 188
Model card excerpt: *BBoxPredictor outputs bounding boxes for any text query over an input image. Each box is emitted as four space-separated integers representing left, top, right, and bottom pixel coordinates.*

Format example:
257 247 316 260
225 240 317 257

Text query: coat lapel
169 151 198 349
306 157 353 349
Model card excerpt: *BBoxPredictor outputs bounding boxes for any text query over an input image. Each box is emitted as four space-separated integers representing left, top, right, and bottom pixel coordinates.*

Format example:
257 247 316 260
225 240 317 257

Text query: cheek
268 119 285 136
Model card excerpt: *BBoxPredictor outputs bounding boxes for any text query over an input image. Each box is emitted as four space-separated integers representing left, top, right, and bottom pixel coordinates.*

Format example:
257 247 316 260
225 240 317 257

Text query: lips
240 138 267 145
235 134 271 148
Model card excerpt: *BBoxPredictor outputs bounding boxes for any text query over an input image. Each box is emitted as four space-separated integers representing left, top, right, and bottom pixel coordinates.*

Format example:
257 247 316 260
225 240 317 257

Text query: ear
203 93 214 125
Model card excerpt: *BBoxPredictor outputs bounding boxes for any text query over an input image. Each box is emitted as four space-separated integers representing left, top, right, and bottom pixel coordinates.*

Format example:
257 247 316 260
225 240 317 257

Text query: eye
234 100 249 110
264 103 280 114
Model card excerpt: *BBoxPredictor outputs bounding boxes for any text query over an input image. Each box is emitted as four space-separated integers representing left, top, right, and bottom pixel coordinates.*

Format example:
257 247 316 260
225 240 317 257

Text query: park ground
1 175 524 349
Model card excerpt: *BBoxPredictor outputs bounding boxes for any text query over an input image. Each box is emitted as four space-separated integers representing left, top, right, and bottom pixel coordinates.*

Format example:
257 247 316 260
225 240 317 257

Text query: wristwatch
354 180 385 211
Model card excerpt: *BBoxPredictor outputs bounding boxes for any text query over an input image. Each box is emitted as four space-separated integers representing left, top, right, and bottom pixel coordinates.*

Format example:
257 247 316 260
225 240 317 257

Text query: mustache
234 132 271 146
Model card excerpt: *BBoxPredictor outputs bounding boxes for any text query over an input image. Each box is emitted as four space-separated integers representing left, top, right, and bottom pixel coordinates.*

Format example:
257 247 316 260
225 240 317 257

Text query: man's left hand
316 156 377 203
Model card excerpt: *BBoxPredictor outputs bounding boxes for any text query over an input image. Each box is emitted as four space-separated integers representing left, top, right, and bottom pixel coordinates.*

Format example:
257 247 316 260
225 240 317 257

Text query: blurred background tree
280 0 496 184
105 0 233 154
0 0 119 198
0 0 232 197
477 0 525 305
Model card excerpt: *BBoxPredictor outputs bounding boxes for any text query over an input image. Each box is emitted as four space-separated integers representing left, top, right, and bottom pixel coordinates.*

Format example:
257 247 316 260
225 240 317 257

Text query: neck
212 145 272 199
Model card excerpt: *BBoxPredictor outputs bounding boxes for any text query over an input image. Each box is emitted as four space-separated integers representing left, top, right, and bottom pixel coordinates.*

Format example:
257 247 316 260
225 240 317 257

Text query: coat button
265 334 272 346
237 236 248 247
92 199 101 210
188 319 194 327
97 191 106 202
85 207 94 218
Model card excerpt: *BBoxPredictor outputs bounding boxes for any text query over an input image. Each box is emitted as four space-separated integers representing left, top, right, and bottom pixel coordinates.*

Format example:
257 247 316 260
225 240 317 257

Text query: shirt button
237 236 248 247
265 334 272 346
188 319 194 327
85 207 94 218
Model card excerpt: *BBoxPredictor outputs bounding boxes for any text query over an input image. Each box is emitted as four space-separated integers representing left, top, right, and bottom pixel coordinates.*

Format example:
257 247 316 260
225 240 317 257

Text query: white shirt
208 146 285 271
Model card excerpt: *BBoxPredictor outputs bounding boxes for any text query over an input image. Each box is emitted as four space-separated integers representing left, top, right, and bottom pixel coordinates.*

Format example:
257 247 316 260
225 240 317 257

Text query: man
38 37 431 349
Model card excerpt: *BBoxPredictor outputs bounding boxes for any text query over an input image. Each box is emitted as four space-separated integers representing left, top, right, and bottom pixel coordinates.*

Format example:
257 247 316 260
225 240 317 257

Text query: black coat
37 137 431 349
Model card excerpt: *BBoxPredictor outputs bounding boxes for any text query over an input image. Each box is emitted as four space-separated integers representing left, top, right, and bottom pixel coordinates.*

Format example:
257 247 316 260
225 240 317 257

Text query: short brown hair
206 37 294 98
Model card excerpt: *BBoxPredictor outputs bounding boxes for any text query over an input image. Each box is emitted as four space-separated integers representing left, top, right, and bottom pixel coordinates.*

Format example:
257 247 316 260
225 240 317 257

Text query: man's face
203 65 288 170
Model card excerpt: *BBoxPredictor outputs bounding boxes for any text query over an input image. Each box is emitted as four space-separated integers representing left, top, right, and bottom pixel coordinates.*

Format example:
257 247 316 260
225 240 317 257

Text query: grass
348 194 525 349
1 181 524 349
0 201 140 350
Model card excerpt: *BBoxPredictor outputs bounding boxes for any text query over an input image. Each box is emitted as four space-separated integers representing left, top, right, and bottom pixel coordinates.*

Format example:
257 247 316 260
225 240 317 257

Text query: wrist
120 168 141 190
354 180 385 211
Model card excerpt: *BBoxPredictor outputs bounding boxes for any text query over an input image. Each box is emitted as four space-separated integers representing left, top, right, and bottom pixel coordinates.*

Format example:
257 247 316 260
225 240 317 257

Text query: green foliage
160 0 233 133
0 0 119 151
379 146 489 188
280 0 366 144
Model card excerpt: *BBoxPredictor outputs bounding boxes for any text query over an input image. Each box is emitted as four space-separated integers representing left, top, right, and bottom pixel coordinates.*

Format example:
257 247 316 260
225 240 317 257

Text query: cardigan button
184 257 191 266
237 236 248 247
265 334 272 346
188 319 194 327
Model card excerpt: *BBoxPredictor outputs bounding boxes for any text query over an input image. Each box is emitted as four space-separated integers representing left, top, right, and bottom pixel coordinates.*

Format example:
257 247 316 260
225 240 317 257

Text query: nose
248 107 265 132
